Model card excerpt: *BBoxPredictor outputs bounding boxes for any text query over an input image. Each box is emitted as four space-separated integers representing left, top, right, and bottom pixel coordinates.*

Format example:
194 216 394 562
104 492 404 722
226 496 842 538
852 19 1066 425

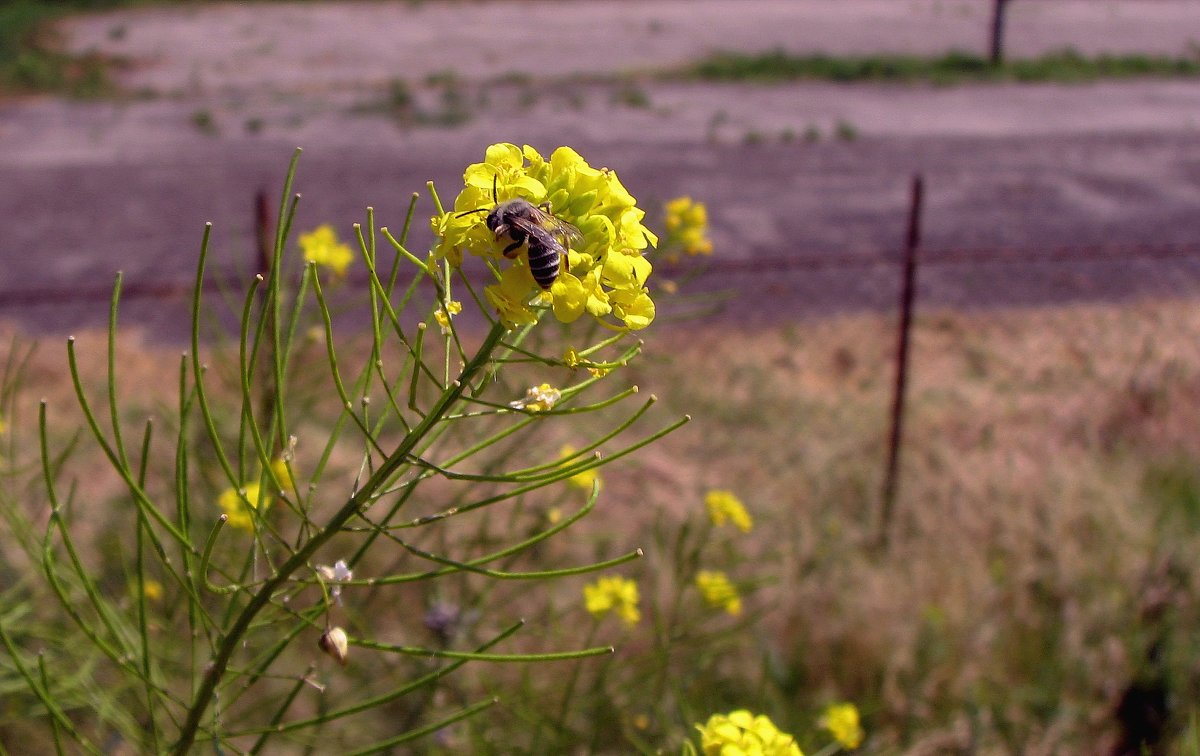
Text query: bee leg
502 240 523 258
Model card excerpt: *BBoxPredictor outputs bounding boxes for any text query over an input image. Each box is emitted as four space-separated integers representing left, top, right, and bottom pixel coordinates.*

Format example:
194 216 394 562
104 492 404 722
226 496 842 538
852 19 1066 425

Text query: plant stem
172 322 506 754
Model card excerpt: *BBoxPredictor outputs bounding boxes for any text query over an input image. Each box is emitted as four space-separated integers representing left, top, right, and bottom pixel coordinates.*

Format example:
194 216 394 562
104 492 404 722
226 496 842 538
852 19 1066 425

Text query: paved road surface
3 0 1200 336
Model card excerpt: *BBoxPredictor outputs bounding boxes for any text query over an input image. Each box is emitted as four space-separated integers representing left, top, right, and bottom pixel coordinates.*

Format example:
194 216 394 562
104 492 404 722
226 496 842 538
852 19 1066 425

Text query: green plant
190 109 217 135
612 81 651 109
0 1 114 96
0 145 683 753
834 119 858 141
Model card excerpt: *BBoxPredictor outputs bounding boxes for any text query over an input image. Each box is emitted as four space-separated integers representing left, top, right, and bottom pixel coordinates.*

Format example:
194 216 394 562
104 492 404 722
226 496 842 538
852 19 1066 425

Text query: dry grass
3 294 1200 752
621 298 1200 751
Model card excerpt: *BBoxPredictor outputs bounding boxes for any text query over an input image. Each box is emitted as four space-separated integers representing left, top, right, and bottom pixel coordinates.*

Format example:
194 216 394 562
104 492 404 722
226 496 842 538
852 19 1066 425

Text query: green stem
171 322 507 754
535 620 600 751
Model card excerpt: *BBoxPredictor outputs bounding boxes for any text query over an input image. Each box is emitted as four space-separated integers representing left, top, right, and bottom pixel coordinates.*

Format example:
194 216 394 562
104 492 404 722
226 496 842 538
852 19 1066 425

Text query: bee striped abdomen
527 240 562 290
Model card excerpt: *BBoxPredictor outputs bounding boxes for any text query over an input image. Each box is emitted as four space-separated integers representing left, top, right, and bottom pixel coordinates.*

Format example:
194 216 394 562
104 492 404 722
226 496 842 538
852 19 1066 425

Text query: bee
459 179 583 290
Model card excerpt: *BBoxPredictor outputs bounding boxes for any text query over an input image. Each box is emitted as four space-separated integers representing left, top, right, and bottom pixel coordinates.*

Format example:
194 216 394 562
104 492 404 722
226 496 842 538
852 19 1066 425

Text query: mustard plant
0 145 687 753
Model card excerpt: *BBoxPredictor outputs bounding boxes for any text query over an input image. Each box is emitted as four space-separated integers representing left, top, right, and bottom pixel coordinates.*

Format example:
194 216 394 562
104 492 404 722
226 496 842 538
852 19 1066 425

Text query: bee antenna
452 172 502 218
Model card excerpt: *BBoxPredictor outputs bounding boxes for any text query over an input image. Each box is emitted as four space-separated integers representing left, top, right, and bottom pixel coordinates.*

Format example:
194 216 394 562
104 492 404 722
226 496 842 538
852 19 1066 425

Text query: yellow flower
819 703 864 750
696 570 743 616
559 445 601 492
484 265 540 327
662 196 713 261
696 710 802 756
141 579 163 602
433 299 462 335
433 143 658 331
218 481 269 531
299 224 354 277
562 347 610 377
510 383 561 412
705 490 753 533
583 575 640 627
269 457 295 493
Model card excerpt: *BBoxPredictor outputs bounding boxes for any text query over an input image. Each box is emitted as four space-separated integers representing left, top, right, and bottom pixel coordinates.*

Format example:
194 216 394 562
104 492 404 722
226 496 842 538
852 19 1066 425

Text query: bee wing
546 217 584 248
505 214 546 236
525 206 583 248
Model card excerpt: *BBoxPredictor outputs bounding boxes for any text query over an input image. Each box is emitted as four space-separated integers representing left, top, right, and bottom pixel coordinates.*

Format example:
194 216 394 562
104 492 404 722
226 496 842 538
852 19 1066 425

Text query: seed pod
319 627 349 666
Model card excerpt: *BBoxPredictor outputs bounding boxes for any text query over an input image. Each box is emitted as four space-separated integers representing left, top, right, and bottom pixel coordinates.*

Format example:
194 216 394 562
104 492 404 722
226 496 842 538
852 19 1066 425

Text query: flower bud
319 627 349 666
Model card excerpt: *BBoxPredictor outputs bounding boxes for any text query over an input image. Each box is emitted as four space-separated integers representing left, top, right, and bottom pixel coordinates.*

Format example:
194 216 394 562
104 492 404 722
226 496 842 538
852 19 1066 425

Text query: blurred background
3 0 1200 752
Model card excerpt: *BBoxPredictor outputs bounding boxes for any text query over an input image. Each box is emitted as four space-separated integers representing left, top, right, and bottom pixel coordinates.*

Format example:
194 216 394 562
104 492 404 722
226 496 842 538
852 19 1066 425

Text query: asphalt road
3 0 1200 336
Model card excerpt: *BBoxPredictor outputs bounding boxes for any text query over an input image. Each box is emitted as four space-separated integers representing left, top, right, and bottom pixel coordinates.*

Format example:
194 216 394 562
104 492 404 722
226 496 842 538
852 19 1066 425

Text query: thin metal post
879 175 923 548
989 0 1013 66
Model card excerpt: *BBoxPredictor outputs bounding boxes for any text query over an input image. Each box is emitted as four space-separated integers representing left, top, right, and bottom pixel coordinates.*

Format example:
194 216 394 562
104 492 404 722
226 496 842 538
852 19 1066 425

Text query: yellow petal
550 271 587 323
484 142 523 169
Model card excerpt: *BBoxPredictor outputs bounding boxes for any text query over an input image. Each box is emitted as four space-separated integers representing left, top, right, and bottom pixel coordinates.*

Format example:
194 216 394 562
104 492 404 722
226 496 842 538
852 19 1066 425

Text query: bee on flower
432 143 658 331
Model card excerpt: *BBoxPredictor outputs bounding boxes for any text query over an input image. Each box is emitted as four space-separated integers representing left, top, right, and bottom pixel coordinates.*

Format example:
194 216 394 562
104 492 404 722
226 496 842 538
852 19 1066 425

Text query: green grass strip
687 47 1200 84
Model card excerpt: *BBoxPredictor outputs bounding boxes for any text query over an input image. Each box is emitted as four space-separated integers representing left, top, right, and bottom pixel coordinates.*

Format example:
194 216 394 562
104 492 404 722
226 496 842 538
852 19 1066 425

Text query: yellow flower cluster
696 570 743 616
705 490 753 533
217 459 293 532
432 143 658 330
695 710 802 756
433 299 462 334
299 224 354 277
217 482 268 532
583 575 640 627
819 703 864 750
663 196 713 260
563 347 609 378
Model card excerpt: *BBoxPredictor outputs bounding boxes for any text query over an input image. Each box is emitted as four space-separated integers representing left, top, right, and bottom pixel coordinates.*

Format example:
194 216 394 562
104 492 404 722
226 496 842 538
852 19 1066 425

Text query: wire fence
4 227 1200 309
4 169 1200 337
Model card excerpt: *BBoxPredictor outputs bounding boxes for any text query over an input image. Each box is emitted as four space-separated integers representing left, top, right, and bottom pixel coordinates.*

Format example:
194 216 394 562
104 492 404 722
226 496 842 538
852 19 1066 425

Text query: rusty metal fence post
990 0 1013 65
878 174 923 549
